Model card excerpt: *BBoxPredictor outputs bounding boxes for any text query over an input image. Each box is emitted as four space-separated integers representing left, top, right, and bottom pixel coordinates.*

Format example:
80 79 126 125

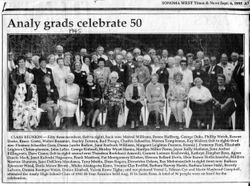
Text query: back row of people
8 46 244 131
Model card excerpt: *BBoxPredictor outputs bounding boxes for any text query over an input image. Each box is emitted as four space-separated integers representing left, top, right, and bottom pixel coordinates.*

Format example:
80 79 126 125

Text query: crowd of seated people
8 45 245 131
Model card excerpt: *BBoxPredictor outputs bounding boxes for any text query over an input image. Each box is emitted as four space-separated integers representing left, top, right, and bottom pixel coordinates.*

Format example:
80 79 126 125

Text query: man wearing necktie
205 55 223 90
110 54 126 86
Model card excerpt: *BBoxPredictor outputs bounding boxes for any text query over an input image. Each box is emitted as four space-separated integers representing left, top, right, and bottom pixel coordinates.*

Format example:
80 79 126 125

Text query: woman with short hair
146 73 165 129
93 58 111 84
125 74 145 129
12 73 39 131
82 74 101 128
188 77 213 129
37 74 59 129
104 71 124 128
167 71 188 129
58 73 80 129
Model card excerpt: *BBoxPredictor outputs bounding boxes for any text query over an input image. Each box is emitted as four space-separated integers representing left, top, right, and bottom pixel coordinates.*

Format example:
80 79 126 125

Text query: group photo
7 34 245 131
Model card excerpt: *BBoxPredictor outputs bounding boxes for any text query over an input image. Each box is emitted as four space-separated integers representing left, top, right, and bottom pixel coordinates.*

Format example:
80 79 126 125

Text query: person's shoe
135 121 139 128
179 122 183 130
156 124 160 129
130 121 135 129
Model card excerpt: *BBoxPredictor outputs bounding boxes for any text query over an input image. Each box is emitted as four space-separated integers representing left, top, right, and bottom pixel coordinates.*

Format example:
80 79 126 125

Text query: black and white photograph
7 34 245 132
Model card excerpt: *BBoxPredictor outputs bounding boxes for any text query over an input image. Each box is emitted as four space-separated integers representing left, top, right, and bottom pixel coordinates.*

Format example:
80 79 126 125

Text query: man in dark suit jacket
193 59 209 88
124 52 136 87
156 59 169 95
231 54 244 130
105 51 116 68
205 55 223 90
110 54 126 87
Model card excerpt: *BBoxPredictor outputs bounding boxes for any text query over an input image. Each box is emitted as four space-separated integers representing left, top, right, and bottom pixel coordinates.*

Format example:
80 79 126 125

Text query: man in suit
231 54 244 130
124 52 136 87
156 58 169 95
110 54 126 86
193 59 209 88
205 55 223 90
96 46 108 61
105 50 116 68
79 48 88 64
54 45 64 61
230 52 239 70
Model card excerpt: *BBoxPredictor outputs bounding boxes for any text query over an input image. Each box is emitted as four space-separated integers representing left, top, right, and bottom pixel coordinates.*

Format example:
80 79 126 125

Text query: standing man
80 48 88 65
54 45 64 61
179 59 193 90
230 52 239 70
96 46 108 61
231 54 244 130
124 52 136 87
205 55 223 90
218 53 234 85
110 54 126 86
156 59 169 95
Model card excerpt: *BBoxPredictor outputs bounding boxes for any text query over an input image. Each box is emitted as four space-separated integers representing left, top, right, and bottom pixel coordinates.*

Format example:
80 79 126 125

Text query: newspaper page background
0 0 249 184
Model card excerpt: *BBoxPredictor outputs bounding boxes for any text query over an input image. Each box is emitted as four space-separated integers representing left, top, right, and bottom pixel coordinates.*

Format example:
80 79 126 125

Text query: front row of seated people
12 70 235 130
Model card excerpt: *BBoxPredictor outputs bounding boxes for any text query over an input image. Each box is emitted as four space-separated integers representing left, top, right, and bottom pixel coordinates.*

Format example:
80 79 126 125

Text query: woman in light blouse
146 73 165 129
188 77 213 129
167 71 188 129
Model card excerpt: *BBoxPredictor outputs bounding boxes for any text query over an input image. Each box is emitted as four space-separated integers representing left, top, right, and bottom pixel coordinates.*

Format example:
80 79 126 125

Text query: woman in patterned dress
12 73 39 131
104 72 124 128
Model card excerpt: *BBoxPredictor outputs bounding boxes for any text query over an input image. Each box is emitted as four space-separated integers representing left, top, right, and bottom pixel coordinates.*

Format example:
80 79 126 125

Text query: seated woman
167 72 188 129
104 72 124 128
93 57 111 84
125 74 145 129
82 74 101 128
211 74 236 129
37 74 59 129
58 73 80 129
188 77 213 129
146 73 165 129
12 73 39 131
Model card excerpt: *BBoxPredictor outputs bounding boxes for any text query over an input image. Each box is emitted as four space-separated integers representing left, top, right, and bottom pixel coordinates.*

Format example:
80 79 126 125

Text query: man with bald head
55 45 64 60
177 49 184 58
218 53 234 84
133 48 141 61
96 46 108 61
230 52 239 69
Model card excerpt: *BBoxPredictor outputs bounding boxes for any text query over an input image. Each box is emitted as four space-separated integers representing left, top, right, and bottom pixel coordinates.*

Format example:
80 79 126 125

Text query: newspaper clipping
1 0 249 184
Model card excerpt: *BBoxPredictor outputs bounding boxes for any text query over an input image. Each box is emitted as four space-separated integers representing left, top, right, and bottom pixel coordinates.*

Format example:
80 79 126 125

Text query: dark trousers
126 101 142 122
190 101 212 125
107 104 121 128
213 100 236 129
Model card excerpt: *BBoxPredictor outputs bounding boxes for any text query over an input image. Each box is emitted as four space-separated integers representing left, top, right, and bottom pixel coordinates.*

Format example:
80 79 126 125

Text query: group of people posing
8 45 244 131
